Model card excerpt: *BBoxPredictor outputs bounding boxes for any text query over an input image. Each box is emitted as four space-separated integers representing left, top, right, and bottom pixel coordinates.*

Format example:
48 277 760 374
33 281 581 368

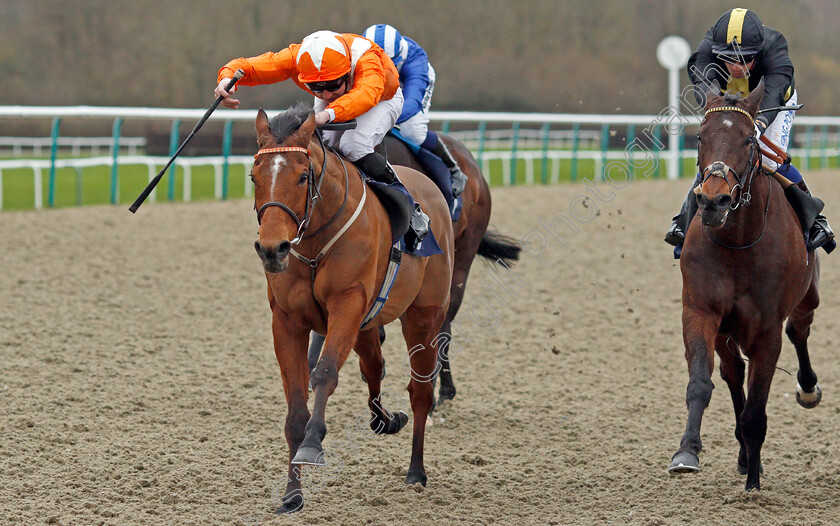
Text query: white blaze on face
722 118 734 128
269 155 287 194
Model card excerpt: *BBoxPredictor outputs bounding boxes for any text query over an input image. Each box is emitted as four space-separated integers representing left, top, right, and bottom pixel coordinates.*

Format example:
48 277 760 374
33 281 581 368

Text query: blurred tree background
2 0 839 115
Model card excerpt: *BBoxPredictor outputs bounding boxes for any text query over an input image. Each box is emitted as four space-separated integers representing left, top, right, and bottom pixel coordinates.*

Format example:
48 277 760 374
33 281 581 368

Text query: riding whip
128 69 245 213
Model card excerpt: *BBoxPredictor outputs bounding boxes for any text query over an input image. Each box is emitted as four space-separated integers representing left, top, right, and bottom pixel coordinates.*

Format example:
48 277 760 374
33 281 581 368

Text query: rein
253 131 365 281
254 131 348 244
699 105 770 250
698 106 760 211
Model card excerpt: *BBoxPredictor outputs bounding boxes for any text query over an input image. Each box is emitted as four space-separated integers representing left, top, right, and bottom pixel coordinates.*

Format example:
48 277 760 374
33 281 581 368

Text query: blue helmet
363 24 409 71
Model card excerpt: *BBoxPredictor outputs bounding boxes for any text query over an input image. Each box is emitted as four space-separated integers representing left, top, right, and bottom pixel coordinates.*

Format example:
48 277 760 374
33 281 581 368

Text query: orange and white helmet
296 31 352 83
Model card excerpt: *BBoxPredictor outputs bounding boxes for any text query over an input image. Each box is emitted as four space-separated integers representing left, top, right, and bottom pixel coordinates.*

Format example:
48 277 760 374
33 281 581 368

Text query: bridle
698 105 761 211
253 131 349 246
698 105 770 250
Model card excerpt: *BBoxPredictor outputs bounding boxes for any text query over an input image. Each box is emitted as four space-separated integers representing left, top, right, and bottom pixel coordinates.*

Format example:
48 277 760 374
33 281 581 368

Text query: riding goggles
306 75 348 93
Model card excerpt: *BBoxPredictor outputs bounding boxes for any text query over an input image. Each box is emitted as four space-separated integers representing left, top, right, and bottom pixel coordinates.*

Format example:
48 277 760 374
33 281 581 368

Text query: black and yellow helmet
711 8 764 57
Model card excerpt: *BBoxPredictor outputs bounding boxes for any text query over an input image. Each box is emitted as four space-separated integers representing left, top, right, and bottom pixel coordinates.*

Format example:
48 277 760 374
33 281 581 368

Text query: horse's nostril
716 195 732 209
277 241 291 258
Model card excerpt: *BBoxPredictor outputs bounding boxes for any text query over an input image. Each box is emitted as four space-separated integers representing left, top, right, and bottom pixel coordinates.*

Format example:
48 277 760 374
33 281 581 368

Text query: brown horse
379 133 521 401
669 80 823 491
307 133 522 402
251 104 454 512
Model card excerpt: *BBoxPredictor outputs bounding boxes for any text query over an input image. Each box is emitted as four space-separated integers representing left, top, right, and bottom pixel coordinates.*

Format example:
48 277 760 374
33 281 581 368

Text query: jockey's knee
398 121 427 146
339 133 375 163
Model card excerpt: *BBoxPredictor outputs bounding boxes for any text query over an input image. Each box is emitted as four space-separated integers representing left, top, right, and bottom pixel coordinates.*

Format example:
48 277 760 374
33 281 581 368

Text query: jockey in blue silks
363 24 467 202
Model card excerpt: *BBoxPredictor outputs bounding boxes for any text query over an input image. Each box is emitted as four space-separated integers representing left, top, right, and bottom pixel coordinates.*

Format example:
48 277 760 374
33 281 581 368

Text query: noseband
698 106 761 210
254 132 328 246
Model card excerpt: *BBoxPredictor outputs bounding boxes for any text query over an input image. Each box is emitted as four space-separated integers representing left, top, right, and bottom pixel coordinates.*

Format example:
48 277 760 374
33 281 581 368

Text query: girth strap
359 242 403 329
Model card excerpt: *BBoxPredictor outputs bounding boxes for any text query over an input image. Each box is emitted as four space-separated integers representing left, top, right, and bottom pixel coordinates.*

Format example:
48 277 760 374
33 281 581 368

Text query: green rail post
476 121 487 165
570 123 580 182
75 167 83 206
820 125 829 169
626 125 636 178
222 120 234 200
48 117 61 208
678 127 686 179
654 126 663 178
836 125 840 168
804 124 813 170
440 120 451 135
540 122 550 184
167 120 181 201
599 124 610 181
110 117 122 204
510 122 520 185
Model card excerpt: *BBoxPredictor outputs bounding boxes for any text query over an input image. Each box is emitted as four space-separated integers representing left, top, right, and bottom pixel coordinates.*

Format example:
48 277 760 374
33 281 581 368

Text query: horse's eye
249 173 256 185
298 172 308 185
744 137 753 146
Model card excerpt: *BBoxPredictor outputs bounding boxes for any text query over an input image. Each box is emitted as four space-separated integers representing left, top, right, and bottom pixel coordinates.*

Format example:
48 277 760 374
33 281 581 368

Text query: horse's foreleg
355 327 409 434
270 310 310 514
742 330 783 491
293 286 366 466
786 274 821 408
716 334 750 474
401 304 446 487
670 311 719 474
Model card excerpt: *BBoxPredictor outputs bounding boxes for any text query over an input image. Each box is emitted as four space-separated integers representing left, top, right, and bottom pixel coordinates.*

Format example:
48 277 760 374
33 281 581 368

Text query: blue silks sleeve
396 38 430 124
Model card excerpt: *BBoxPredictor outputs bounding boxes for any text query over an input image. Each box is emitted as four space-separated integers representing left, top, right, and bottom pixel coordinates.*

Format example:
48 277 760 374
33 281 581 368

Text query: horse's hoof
386 411 409 434
745 480 761 492
291 446 325 466
796 383 822 409
668 450 700 474
406 469 427 487
737 462 764 475
438 385 456 401
274 494 304 514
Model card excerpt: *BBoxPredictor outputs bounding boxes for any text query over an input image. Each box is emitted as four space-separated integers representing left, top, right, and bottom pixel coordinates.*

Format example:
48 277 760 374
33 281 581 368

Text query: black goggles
306 76 347 93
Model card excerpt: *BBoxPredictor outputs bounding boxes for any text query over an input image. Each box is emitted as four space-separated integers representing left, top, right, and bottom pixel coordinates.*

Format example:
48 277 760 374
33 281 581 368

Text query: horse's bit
698 105 761 211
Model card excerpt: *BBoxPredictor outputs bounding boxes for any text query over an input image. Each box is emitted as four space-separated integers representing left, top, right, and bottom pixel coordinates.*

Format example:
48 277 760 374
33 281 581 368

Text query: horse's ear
743 78 764 115
293 111 317 145
256 108 269 138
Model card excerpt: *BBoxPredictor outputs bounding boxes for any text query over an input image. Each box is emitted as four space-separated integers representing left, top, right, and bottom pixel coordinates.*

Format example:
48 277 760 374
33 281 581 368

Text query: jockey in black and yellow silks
665 8 834 254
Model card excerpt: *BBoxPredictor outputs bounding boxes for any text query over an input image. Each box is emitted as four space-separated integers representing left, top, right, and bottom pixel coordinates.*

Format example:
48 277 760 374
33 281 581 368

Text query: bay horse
307 132 522 403
669 80 823 491
379 134 521 401
251 104 454 512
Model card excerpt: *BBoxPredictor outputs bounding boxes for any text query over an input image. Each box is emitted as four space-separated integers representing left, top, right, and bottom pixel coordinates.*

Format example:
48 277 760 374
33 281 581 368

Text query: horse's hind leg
293 287 366 466
786 272 822 408
401 304 447 486
436 239 481 402
355 327 409 434
716 335 756 475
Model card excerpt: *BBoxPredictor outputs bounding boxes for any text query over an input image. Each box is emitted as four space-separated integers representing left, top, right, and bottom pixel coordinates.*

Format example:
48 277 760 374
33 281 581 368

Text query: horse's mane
722 92 742 105
268 102 313 142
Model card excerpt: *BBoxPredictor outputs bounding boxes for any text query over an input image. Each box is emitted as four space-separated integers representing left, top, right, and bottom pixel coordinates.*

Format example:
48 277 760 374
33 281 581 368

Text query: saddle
363 176 442 257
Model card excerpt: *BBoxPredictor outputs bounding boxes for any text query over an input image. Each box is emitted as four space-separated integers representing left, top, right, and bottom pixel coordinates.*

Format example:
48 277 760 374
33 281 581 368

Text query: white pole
657 36 692 180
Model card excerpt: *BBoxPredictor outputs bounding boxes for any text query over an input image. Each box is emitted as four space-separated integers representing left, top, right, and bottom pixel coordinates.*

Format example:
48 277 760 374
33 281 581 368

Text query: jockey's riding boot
405 202 430 252
664 176 701 246
430 135 467 198
355 152 397 185
796 180 836 253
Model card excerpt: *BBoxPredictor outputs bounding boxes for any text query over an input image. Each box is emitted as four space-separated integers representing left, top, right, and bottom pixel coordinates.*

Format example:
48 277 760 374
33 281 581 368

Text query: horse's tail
477 231 522 267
